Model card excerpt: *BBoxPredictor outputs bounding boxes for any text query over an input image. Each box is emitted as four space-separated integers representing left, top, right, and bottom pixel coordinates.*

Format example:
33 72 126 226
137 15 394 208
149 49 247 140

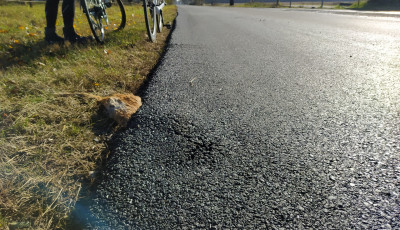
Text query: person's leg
61 0 74 28
62 0 87 43
45 0 64 44
45 0 59 28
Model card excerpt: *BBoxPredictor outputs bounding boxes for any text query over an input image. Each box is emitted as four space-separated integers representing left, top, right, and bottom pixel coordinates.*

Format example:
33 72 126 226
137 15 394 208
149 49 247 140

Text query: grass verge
0 2 177 229
349 0 400 10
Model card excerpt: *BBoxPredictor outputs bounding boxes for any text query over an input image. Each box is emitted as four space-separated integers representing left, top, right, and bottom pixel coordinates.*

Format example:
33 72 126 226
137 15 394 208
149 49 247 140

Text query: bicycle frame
155 2 165 15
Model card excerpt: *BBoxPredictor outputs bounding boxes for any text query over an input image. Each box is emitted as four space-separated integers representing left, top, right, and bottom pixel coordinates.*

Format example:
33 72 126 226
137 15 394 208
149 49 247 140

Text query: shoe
44 27 64 45
105 0 112 7
63 27 88 44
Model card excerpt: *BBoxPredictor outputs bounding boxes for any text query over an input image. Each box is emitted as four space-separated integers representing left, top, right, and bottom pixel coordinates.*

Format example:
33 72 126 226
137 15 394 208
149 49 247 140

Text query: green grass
0 2 176 229
336 0 400 10
346 1 369 9
0 214 6 228
355 2 400 10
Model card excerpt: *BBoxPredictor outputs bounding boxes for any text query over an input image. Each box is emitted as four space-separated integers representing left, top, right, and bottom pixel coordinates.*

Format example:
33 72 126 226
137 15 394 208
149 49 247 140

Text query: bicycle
143 0 165 42
81 0 127 44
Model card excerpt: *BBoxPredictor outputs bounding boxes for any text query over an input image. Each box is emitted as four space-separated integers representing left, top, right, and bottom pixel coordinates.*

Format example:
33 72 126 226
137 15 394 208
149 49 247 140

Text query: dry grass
0 2 177 229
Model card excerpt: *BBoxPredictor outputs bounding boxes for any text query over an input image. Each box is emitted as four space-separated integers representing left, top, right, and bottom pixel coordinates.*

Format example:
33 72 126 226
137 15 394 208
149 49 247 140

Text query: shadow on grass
0 39 93 70
1 40 50 69
0 29 127 70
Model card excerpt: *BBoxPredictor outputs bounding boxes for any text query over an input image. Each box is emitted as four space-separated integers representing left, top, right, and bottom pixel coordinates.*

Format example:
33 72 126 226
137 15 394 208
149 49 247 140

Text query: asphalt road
83 6 400 229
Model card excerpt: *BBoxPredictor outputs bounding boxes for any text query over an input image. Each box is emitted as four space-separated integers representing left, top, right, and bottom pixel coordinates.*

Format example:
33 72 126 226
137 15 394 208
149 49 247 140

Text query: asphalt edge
136 9 179 99
65 10 179 230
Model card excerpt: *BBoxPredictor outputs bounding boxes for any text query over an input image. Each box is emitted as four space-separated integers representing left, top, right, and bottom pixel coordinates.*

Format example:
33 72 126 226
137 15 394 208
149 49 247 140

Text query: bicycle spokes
81 0 126 43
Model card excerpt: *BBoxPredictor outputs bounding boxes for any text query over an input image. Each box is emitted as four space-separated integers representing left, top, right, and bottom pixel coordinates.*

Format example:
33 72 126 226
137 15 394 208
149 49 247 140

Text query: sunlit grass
349 0 400 10
0 2 176 229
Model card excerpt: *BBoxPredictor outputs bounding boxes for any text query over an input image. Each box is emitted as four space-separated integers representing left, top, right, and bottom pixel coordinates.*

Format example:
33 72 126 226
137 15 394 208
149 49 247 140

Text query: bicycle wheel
143 0 156 42
156 7 163 33
81 0 105 43
106 0 126 32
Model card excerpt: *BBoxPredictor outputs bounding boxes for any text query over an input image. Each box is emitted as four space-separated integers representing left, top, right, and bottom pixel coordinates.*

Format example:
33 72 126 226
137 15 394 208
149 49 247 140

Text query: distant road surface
83 6 400 229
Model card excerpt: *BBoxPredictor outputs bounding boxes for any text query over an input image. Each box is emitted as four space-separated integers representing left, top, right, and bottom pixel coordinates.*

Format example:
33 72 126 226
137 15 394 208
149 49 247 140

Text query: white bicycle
143 0 165 42
81 0 126 44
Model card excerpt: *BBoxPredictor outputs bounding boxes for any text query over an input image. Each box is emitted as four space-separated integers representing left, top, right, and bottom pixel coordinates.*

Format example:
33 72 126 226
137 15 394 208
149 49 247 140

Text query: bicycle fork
155 2 165 16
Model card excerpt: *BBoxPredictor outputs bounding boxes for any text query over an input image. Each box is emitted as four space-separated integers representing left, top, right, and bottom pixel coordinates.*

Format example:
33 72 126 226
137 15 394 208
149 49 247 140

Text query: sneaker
44 27 64 45
105 0 112 7
63 27 88 44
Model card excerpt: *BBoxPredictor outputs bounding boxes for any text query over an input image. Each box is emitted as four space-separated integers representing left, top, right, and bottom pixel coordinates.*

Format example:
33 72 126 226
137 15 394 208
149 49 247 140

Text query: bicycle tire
108 0 126 32
81 0 105 43
143 0 156 42
116 0 126 30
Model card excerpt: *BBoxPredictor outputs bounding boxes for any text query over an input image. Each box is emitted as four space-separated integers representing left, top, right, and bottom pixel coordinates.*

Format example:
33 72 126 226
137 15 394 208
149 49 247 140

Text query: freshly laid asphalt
82 6 400 229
